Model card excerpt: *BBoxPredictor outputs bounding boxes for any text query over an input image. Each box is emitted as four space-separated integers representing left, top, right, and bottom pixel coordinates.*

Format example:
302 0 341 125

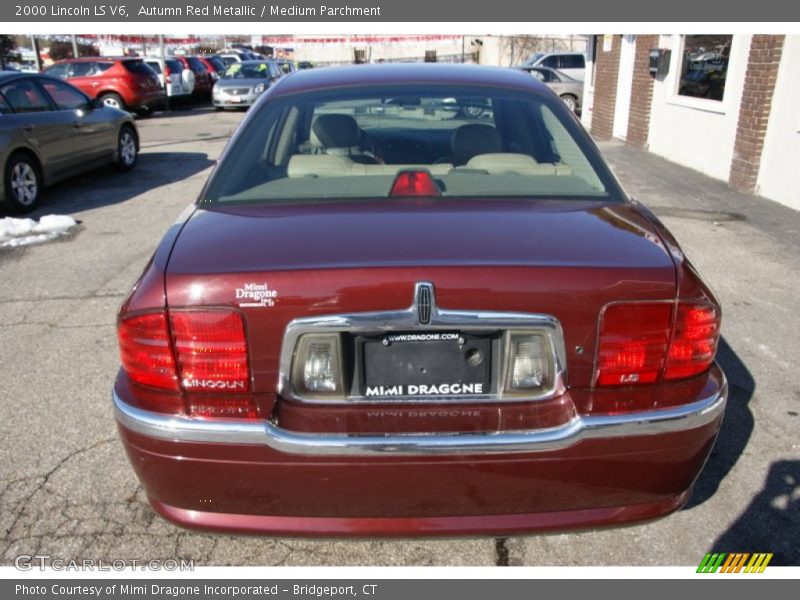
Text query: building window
678 35 733 101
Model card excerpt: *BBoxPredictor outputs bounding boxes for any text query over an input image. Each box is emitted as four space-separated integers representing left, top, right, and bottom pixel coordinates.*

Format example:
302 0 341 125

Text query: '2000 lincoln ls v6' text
113 64 726 536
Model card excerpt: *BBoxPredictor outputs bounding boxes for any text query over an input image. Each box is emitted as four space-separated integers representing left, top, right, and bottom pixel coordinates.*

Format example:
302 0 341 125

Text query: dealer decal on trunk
235 282 278 308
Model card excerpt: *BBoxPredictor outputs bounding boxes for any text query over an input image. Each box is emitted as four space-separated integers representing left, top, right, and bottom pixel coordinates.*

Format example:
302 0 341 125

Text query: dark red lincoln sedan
114 64 726 537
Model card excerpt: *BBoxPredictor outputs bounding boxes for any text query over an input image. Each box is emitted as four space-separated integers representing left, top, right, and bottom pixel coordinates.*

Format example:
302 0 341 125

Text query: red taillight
170 310 251 393
117 309 254 418
389 170 440 197
595 300 720 387
164 65 171 77
664 303 720 380
118 313 179 391
595 303 672 386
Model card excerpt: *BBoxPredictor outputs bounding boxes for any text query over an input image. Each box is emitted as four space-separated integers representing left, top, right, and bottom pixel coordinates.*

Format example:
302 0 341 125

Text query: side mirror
75 101 94 116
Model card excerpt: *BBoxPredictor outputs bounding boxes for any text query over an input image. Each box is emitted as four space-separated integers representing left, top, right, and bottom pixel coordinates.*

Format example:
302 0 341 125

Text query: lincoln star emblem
416 282 433 325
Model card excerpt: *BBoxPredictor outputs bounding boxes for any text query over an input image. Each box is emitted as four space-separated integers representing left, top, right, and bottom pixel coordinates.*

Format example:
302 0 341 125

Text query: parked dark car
196 55 227 82
0 72 138 213
43 57 164 115
114 64 725 536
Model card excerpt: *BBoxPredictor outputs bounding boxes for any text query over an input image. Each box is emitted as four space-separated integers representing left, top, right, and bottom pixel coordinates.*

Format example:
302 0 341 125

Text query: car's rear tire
115 125 138 171
99 92 126 111
560 94 578 113
4 152 42 214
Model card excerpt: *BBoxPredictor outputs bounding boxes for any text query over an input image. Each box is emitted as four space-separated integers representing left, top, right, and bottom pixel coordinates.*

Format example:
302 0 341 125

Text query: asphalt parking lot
1 106 798 567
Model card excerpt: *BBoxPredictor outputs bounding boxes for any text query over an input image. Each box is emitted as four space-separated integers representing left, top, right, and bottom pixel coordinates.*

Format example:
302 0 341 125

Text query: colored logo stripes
697 552 773 573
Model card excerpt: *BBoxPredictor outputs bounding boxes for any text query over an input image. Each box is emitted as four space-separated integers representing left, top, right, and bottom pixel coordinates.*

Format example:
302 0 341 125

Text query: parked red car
114 64 726 537
43 57 165 115
195 55 227 82
172 55 213 98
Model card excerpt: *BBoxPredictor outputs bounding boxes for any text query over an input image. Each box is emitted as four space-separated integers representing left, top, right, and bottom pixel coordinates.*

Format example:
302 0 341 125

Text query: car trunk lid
164 199 676 430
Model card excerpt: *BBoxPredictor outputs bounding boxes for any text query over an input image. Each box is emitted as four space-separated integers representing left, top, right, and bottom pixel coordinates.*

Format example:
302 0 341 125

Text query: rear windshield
165 58 183 73
186 57 207 72
208 56 226 71
146 61 161 74
122 60 155 76
203 85 618 204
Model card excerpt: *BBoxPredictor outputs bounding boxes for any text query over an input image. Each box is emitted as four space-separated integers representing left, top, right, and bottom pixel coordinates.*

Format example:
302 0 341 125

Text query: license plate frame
354 331 495 399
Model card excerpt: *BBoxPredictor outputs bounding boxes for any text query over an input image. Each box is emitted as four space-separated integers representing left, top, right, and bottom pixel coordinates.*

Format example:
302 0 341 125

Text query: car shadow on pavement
685 337 755 509
708 459 800 565
0 151 215 217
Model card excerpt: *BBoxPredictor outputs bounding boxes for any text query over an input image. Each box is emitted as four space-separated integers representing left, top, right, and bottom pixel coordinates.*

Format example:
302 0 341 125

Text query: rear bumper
115 365 726 536
129 90 166 111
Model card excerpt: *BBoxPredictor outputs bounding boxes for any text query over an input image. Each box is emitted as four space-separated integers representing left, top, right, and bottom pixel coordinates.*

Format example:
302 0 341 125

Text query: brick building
581 34 799 211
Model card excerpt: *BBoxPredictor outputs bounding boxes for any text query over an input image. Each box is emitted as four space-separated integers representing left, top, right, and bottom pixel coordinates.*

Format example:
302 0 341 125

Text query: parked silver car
0 72 138 213
524 52 586 81
212 60 282 110
516 66 584 114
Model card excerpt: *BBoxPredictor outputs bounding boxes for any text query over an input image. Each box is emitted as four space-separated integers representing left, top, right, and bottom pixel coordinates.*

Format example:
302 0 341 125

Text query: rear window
0 79 51 113
122 60 156 76
165 59 183 73
560 54 585 69
186 57 207 72
69 62 96 77
203 86 616 205
146 61 162 74
208 57 226 71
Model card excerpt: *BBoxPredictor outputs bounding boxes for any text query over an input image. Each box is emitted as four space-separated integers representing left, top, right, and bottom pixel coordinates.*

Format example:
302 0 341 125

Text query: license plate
227 97 242 103
360 332 492 398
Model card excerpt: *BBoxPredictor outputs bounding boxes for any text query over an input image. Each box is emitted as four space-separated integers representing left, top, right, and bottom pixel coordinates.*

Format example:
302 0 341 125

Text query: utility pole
159 34 170 112
30 34 42 70
71 34 79 58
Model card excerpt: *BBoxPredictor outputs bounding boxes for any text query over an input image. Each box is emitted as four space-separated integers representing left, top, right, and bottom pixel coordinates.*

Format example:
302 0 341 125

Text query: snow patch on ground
0 215 78 248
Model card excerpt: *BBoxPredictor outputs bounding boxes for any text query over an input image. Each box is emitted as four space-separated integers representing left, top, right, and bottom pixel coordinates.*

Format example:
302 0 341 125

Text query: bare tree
500 35 574 66
0 35 20 69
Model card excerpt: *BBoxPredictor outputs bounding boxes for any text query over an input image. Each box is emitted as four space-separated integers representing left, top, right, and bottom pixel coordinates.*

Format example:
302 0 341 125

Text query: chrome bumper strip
113 372 726 456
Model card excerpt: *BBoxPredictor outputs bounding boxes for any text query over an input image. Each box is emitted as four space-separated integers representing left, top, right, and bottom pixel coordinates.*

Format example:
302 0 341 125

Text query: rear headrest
311 114 360 149
287 154 354 178
451 124 502 165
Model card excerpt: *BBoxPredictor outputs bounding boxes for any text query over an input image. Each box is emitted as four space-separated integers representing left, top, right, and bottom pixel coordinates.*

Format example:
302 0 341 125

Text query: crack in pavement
494 538 509 566
0 292 126 305
1 437 117 552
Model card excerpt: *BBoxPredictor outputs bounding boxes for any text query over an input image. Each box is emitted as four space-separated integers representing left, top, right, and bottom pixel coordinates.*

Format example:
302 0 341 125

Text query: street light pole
71 34 79 58
30 34 42 71
159 34 170 112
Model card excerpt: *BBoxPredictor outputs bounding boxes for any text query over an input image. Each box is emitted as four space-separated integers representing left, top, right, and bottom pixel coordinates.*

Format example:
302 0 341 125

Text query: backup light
292 334 345 398
504 333 552 395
